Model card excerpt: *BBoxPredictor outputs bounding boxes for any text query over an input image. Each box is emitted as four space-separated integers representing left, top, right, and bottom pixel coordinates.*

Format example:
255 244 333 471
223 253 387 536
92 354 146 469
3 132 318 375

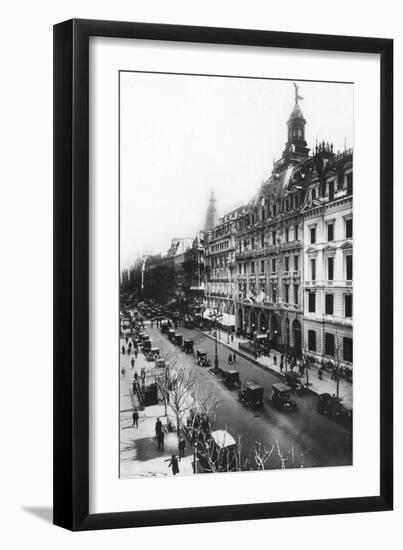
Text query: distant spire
204 191 218 233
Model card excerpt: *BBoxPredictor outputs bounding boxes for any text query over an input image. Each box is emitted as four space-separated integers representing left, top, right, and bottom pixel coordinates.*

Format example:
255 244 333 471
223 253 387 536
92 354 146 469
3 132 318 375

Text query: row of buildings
141 84 353 369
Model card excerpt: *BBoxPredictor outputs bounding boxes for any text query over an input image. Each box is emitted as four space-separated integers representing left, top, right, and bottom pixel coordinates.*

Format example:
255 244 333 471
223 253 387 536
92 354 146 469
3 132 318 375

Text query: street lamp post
209 308 222 371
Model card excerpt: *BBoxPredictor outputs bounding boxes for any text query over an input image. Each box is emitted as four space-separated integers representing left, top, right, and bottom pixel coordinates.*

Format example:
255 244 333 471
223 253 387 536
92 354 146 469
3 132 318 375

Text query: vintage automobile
283 371 305 394
184 317 194 328
167 329 176 341
160 319 169 333
222 369 241 389
270 383 298 412
150 347 160 358
317 393 352 427
142 339 152 351
174 334 183 347
182 339 194 354
196 349 211 367
238 380 264 409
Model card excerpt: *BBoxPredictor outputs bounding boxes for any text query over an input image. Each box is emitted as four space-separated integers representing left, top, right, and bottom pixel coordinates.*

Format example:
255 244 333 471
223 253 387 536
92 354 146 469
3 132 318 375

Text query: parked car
317 393 352 427
238 380 264 409
196 349 211 367
283 371 305 394
270 383 297 412
174 334 183 347
182 339 194 354
222 369 241 389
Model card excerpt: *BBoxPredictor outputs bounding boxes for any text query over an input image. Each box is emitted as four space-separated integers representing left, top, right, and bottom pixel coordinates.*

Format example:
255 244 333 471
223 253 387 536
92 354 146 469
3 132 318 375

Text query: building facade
203 84 353 368
204 209 241 327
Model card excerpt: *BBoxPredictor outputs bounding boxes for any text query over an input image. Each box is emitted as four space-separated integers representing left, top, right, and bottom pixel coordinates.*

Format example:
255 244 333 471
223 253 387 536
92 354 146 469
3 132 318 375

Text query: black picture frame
53 18 393 531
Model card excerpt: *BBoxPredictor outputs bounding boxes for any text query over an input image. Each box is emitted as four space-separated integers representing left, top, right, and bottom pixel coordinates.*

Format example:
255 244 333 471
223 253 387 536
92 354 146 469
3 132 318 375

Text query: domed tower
283 82 310 159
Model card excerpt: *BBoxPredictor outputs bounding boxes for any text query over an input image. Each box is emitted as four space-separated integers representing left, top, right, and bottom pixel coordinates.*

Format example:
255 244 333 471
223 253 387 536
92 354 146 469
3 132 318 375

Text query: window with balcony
310 227 316 244
260 260 265 273
327 222 334 242
345 218 353 238
238 264 242 275
284 256 289 272
310 258 316 281
285 227 289 242
272 285 277 303
272 231 276 245
346 254 353 281
243 263 246 274
308 292 316 312
294 224 299 241
261 207 265 220
284 284 289 304
273 203 277 216
327 257 334 281
261 234 265 248
271 258 276 273
250 261 255 274
308 330 316 351
325 333 335 356
343 337 353 362
325 294 334 315
294 255 299 271
345 294 353 317
294 284 299 305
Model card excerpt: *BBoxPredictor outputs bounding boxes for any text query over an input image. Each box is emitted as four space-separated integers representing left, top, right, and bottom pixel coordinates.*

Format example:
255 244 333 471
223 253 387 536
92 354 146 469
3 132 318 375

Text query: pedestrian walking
318 366 323 380
155 417 162 438
125 336 129 344
279 360 283 373
132 408 139 428
231 333 234 343
233 353 236 363
121 345 126 355
168 454 180 475
273 354 277 366
178 436 186 459
121 366 126 377
228 353 233 365
157 431 165 451
135 349 138 358
131 357 135 369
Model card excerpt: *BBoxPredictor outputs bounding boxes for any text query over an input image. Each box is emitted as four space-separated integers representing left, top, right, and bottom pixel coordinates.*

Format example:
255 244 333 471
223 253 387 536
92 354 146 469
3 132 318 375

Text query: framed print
53 19 393 530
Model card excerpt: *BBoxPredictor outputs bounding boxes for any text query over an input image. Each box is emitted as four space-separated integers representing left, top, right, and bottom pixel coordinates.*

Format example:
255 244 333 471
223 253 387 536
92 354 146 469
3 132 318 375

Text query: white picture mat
89 36 380 514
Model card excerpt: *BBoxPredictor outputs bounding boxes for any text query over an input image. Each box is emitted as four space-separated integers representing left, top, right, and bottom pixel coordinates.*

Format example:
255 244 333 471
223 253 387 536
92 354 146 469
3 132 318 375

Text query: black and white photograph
119 73 354 479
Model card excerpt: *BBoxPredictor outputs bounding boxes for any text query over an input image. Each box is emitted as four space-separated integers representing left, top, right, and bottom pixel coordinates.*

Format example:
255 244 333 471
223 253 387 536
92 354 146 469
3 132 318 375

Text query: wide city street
140 323 352 470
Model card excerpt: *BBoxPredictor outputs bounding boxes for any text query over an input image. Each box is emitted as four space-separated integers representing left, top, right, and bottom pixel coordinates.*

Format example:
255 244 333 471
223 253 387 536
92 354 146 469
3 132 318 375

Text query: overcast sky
120 73 353 270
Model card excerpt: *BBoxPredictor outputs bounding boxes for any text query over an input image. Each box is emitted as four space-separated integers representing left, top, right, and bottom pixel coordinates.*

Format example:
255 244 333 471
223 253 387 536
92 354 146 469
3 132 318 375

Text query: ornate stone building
302 146 353 368
203 208 241 327
143 236 205 313
210 83 354 368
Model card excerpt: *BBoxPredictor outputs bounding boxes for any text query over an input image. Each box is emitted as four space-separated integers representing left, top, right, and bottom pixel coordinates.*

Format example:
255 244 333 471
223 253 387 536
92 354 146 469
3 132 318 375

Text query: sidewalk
200 330 353 410
120 338 194 478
